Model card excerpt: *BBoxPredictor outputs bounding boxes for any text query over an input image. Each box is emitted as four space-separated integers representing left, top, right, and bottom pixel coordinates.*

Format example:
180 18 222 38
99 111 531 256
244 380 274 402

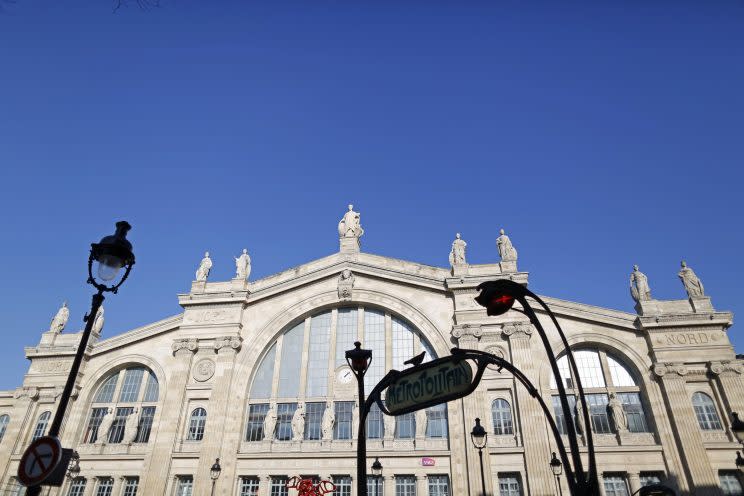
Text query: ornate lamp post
65 451 80 480
550 451 563 496
470 418 488 496
210 458 222 496
25 222 135 496
346 341 373 496
474 279 597 495
371 457 383 496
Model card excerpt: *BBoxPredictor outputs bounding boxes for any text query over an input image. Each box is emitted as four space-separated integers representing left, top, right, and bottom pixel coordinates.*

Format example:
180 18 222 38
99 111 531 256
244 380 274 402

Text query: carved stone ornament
14 386 39 400
214 335 242 352
193 358 216 382
709 361 744 376
652 362 688 377
171 338 199 354
502 322 533 339
338 269 355 301
451 324 483 339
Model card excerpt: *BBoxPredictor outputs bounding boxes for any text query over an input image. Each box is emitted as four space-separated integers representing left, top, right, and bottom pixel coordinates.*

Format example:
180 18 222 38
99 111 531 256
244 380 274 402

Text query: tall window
692 392 722 430
426 404 448 438
492 399 513 435
336 309 358 366
367 403 384 439
175 476 193 496
396 413 414 439
498 474 521 496
85 366 159 444
95 478 114 496
639 473 663 487
552 395 577 435
32 411 51 441
603 475 629 496
395 476 416 496
276 403 297 441
364 310 386 394
368 476 383 496
0 414 9 442
306 312 331 397
122 477 139 496
551 349 649 434
270 477 289 496
720 471 744 495
251 344 276 400
428 475 449 496
333 476 352 496
246 404 269 441
67 478 86 496
304 402 325 440
334 402 354 440
240 477 260 495
187 408 207 441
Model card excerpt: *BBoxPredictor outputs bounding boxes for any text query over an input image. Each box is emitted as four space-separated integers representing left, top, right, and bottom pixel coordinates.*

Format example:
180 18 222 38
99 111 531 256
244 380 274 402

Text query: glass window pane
84 408 108 443
240 477 260 496
617 392 648 433
552 395 577 435
368 475 384 496
251 343 276 399
550 356 573 389
396 413 415 439
395 476 416 496
246 403 270 441
720 471 744 495
603 475 629 496
498 474 521 496
364 310 386 394
573 351 606 388
143 371 159 403
95 478 114 496
333 476 352 496
122 477 139 496
608 355 636 387
32 411 51 441
426 404 448 438
176 476 193 496
108 407 134 443
94 373 119 403
278 323 304 398
0 414 9 442
428 475 449 496
367 402 383 439
68 478 87 496
587 394 611 434
391 318 414 370
693 392 722 430
118 368 145 402
304 402 325 440
135 406 156 443
334 401 354 440
639 473 663 487
270 477 288 496
187 408 207 441
276 403 297 441
421 339 437 362
336 309 358 366
492 399 513 435
306 312 331 397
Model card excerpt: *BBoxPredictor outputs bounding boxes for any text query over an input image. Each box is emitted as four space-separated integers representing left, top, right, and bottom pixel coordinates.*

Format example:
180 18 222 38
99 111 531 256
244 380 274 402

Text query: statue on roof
630 265 652 302
678 260 704 298
195 251 212 282
496 229 518 262
338 204 364 239
235 249 252 281
49 302 69 333
449 233 467 266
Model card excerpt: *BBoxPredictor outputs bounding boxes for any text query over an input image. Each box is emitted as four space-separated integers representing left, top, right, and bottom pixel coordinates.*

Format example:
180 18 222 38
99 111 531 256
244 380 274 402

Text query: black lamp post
210 458 222 496
550 451 563 496
25 222 135 496
346 341 373 496
470 418 488 496
475 279 597 495
65 451 80 480
371 457 383 496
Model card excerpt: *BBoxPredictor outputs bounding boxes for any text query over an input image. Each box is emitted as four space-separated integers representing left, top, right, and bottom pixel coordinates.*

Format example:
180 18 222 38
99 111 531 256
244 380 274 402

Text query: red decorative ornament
286 476 337 496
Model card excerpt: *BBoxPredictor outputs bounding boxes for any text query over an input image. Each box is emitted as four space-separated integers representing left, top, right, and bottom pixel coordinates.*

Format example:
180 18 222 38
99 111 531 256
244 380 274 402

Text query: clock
336 366 354 384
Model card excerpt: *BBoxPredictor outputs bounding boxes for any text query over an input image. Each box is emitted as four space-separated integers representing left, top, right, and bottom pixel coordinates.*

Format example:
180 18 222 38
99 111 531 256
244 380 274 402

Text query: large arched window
32 411 50 441
692 392 722 430
0 414 9 442
84 366 159 444
246 306 446 442
187 408 207 441
492 399 514 435
550 349 649 435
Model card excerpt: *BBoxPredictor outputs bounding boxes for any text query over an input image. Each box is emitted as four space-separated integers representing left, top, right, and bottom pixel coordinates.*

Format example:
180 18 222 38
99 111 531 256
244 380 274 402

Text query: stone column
502 322 554 496
140 338 197 494
709 361 744 416
653 363 722 496
597 473 607 496
416 474 428 496
82 476 97 496
628 473 641 495
194 335 242 496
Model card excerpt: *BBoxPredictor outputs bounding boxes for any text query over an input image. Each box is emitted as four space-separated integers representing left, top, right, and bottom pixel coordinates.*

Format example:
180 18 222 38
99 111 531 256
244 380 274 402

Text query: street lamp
371 457 382 496
25 222 135 496
550 452 563 496
210 458 222 496
475 279 597 495
470 418 488 496
65 451 80 480
346 341 373 496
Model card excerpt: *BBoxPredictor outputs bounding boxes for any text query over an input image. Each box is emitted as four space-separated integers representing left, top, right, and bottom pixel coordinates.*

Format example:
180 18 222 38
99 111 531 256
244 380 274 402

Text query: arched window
187 408 207 441
0 414 9 442
550 349 649 435
32 411 50 441
246 306 447 442
692 392 722 430
492 399 513 435
84 366 160 444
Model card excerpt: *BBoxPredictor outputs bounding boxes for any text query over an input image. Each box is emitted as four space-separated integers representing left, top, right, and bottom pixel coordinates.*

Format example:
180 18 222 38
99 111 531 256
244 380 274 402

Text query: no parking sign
17 436 63 487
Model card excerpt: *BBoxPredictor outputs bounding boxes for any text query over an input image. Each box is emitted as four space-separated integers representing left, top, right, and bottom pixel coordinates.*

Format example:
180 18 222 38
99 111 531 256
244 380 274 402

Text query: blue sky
0 0 742 390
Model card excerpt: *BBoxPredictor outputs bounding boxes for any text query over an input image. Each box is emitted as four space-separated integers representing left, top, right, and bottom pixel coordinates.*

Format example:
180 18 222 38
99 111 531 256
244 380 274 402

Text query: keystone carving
709 361 744 376
171 338 199 355
652 362 688 377
451 324 483 339
214 335 242 352
502 322 533 339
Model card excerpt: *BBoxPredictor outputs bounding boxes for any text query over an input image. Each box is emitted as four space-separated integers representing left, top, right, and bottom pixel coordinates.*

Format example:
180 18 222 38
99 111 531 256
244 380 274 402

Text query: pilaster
628 473 641 495
709 361 744 415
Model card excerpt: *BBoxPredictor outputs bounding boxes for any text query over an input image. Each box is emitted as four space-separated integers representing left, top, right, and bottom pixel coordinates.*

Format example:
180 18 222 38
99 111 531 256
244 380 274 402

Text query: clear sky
0 0 742 390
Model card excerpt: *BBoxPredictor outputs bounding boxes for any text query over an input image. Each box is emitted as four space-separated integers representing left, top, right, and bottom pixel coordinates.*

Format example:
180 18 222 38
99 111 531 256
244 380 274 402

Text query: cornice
90 314 183 355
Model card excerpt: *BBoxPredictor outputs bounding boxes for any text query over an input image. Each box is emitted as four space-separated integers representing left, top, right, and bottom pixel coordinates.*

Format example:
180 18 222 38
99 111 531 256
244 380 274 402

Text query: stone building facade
0 209 741 496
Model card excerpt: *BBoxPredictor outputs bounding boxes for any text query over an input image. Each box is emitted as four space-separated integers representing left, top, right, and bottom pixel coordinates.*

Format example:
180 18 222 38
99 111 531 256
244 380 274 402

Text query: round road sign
17 435 62 487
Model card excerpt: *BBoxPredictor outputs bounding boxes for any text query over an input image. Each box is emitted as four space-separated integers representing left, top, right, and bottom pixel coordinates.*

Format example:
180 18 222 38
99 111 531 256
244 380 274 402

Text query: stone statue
91 305 104 335
678 260 704 298
338 204 364 239
195 252 212 282
96 408 114 444
415 409 427 438
351 403 360 438
630 265 652 302
263 404 277 441
292 403 305 441
449 233 467 266
234 249 252 281
321 402 335 440
49 302 69 333
338 269 355 300
383 411 395 439
122 408 140 444
574 401 586 436
496 229 518 262
608 393 627 433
